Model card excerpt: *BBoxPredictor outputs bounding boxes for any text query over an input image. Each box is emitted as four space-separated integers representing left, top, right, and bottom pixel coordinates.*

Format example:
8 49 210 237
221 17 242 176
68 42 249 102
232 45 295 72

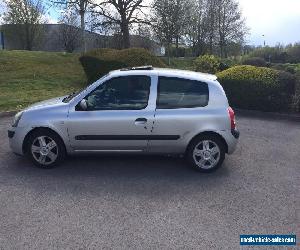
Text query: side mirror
79 99 88 111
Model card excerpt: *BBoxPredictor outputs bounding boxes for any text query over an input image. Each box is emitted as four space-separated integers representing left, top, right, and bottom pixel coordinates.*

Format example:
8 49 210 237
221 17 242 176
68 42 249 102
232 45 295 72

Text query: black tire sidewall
26 129 66 168
187 135 225 172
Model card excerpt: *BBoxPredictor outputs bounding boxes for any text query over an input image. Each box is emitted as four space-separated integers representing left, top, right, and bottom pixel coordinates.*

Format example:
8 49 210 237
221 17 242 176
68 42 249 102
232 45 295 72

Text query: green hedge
80 48 166 83
217 65 296 112
242 57 267 67
194 55 220 74
79 56 128 84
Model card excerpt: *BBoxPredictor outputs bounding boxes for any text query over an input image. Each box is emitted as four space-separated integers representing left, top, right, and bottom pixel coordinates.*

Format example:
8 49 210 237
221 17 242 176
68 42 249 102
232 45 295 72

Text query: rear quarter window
157 77 209 109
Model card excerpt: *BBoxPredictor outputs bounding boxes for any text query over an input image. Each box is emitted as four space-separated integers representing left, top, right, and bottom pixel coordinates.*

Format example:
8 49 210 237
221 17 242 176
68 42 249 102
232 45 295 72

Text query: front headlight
12 111 23 127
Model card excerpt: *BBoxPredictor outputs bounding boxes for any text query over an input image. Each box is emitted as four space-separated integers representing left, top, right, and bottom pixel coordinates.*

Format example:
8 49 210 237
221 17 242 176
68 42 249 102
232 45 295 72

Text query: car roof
110 67 217 82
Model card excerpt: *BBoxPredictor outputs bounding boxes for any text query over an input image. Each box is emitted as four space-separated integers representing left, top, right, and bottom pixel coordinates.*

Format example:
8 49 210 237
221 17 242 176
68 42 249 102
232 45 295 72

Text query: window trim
76 75 152 111
156 76 209 110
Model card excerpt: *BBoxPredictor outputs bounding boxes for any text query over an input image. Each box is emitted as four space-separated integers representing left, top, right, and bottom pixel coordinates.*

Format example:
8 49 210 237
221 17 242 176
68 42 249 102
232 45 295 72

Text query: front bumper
8 126 31 156
8 130 15 139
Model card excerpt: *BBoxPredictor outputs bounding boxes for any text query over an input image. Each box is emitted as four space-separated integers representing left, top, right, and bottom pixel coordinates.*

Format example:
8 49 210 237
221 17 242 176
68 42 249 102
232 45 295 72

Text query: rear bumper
218 129 240 154
231 129 240 139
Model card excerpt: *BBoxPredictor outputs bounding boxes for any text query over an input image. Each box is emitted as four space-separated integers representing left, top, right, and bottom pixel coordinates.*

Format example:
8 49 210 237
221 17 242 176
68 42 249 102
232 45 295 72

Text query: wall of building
0 24 163 56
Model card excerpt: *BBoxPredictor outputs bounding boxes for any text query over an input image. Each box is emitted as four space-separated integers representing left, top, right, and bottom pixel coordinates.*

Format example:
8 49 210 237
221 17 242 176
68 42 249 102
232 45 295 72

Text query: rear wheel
26 129 66 168
187 134 225 172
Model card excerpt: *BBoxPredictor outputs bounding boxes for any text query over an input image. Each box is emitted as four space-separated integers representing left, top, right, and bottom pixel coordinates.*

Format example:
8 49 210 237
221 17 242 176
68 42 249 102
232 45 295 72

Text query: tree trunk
167 43 171 65
220 41 223 58
25 24 32 50
175 36 179 57
121 20 130 49
80 11 86 52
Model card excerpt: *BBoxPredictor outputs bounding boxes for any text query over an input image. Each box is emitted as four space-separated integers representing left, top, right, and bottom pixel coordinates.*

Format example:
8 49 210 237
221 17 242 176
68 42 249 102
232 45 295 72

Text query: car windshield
62 89 83 103
62 74 109 103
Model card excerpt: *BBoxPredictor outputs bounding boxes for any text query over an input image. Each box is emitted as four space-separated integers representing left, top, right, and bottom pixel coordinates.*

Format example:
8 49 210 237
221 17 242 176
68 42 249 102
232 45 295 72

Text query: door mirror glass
79 99 88 111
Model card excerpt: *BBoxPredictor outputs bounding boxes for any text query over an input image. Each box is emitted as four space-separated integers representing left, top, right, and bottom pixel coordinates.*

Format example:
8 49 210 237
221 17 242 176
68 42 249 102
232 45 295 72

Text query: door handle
135 118 147 125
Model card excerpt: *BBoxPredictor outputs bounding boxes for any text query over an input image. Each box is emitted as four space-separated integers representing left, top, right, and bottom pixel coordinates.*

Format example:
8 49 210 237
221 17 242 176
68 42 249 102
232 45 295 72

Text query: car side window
157 77 209 109
83 75 151 111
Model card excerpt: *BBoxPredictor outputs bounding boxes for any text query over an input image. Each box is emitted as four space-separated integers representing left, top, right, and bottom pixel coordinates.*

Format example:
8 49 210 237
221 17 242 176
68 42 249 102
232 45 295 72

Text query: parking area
0 114 299 249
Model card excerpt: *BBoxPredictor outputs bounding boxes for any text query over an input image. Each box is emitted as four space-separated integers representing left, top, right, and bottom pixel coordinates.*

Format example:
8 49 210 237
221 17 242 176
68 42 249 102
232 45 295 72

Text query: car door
67 74 157 151
149 76 210 154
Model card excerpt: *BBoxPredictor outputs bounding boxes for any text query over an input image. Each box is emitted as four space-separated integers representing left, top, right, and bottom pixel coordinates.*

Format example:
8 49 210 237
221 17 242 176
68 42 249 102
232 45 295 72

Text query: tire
186 134 225 172
26 129 66 168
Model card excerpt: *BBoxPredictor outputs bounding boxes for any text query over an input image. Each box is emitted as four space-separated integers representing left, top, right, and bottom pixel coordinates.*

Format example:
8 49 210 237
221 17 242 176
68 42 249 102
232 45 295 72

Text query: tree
286 43 300 63
206 0 217 54
57 10 81 52
185 0 247 57
215 0 247 57
50 0 92 51
3 0 45 50
90 0 149 49
0 2 7 24
185 0 207 56
152 0 193 58
172 0 192 56
152 0 176 63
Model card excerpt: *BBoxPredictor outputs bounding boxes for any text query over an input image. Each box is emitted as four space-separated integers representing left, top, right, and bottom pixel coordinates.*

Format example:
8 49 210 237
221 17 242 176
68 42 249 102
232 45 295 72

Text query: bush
286 43 300 63
80 48 166 83
219 58 238 71
270 63 297 74
79 56 128 84
217 65 296 112
291 71 300 112
242 57 267 67
194 55 221 74
247 46 288 63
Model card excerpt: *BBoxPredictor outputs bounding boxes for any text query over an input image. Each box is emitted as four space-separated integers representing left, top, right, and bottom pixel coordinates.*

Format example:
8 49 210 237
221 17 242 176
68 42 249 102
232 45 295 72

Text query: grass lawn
0 50 86 111
160 57 195 70
1 50 298 112
0 51 195 111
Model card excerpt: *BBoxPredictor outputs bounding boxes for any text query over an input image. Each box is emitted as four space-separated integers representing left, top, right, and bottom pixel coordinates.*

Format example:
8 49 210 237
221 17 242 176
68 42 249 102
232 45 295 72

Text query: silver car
8 67 239 172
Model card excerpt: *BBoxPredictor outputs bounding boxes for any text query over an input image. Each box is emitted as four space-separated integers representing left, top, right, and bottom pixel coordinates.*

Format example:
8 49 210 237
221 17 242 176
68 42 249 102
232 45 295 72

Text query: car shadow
5 153 232 197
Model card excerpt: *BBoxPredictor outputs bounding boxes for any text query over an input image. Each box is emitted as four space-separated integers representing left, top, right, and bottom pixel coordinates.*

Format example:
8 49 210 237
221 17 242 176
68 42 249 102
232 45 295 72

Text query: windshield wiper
62 91 77 103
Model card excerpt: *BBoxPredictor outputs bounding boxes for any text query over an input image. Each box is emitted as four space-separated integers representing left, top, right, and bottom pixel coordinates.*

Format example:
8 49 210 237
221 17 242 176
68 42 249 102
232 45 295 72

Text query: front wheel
26 129 66 168
186 135 225 172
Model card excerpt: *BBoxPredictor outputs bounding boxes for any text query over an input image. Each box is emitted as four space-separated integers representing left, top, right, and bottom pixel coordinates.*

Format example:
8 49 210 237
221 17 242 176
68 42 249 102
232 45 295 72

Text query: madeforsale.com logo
240 235 296 246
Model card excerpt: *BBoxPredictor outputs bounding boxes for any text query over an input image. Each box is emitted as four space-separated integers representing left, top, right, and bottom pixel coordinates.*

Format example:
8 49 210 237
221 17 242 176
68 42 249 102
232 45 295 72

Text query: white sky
238 0 300 45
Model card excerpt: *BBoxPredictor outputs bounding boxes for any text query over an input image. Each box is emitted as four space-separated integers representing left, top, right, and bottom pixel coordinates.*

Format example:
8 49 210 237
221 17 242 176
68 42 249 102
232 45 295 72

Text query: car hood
25 96 67 110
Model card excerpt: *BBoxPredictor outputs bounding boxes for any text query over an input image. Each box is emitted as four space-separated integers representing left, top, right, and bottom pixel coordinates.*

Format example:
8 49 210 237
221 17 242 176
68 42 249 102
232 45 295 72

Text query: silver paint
9 68 239 158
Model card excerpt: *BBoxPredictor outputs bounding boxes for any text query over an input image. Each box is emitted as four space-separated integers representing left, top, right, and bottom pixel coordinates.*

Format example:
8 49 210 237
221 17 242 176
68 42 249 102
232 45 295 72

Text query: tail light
228 107 236 130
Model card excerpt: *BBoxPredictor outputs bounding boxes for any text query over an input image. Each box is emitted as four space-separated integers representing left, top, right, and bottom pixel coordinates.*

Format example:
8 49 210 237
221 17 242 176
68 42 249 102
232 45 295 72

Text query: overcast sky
239 0 300 46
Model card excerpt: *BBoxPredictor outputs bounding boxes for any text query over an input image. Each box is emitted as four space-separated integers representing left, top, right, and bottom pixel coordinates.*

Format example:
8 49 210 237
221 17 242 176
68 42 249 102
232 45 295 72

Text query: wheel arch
186 131 228 154
22 127 67 154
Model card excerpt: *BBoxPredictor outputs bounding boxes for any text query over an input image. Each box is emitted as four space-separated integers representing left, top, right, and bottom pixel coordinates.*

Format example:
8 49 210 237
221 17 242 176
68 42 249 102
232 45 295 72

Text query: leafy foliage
246 44 300 64
242 57 267 67
80 48 166 83
79 57 128 84
3 0 45 50
286 43 300 63
247 46 288 63
291 71 300 112
194 55 221 74
270 63 299 74
217 65 296 112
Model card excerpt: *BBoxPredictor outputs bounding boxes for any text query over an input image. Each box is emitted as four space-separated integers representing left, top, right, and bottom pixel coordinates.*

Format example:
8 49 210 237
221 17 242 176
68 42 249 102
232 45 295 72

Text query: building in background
0 24 164 56
0 31 4 50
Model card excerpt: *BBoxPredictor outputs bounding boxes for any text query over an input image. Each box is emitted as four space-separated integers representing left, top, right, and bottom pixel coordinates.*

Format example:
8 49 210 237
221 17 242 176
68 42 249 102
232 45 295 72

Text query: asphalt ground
0 114 299 249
